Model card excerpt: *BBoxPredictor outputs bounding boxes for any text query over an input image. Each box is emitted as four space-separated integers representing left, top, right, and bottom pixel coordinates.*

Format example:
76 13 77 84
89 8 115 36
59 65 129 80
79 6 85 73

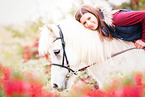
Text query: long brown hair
75 5 113 41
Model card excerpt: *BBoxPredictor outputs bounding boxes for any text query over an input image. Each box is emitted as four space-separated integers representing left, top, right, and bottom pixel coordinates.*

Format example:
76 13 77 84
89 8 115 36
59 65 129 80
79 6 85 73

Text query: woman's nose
87 21 91 26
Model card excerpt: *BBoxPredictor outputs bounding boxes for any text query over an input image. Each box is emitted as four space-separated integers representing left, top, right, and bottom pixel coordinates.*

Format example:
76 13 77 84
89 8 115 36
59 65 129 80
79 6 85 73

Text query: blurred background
1 0 144 26
0 0 145 96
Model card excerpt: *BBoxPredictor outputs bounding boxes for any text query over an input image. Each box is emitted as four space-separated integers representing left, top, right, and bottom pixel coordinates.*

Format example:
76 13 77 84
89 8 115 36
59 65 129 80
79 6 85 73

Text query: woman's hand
135 39 145 49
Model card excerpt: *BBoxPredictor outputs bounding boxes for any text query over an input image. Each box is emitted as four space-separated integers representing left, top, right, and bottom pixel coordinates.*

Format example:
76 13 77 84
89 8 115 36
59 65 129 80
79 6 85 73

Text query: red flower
0 65 12 80
134 0 138 6
32 39 39 48
4 78 30 96
45 54 50 60
133 72 143 86
115 85 142 97
22 46 31 61
28 81 43 97
87 90 106 97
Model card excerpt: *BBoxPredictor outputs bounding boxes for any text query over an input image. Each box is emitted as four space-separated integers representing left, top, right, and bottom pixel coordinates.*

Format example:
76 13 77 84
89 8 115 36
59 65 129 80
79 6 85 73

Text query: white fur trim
95 1 113 26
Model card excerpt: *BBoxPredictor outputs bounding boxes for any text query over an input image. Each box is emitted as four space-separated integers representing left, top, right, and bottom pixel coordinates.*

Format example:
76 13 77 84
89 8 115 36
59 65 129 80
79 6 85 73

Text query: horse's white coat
39 18 145 91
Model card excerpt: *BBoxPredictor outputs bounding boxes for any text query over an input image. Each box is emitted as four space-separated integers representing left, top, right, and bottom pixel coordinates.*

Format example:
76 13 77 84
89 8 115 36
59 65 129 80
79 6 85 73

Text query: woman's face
80 12 98 30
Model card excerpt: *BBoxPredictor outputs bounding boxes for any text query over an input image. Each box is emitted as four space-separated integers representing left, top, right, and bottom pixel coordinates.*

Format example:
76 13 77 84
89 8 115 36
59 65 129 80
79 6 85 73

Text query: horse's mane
58 18 135 64
39 18 135 65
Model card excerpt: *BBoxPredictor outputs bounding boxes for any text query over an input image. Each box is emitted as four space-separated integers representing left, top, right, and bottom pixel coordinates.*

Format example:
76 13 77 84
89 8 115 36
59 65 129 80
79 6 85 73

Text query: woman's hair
75 5 113 41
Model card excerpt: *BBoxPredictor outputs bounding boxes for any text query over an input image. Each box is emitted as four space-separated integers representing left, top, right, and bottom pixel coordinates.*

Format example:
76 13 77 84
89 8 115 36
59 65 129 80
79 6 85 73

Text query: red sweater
113 11 145 42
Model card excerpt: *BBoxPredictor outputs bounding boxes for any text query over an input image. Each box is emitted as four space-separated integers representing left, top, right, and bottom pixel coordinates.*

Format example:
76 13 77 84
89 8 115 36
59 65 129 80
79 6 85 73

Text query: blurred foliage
130 0 145 10
5 26 24 38
4 17 44 39
74 0 145 11
112 0 145 10
0 86 5 97
30 17 44 33
1 17 44 65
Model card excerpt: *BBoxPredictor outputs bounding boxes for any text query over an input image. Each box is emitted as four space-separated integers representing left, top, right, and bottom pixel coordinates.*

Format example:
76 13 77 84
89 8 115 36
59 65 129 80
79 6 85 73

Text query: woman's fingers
135 39 145 49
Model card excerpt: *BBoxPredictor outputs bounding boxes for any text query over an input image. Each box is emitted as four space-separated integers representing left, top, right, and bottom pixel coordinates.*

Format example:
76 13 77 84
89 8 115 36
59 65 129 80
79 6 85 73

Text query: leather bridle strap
51 63 76 73
57 25 69 65
51 25 72 73
111 47 138 57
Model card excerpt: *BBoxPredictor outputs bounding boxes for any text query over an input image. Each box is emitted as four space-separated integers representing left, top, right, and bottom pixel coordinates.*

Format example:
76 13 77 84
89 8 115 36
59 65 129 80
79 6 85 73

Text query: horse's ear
47 24 53 33
46 24 57 38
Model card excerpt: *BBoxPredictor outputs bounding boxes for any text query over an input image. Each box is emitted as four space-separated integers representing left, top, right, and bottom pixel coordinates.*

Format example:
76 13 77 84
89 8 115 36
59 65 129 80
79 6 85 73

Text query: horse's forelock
38 24 57 56
46 24 59 39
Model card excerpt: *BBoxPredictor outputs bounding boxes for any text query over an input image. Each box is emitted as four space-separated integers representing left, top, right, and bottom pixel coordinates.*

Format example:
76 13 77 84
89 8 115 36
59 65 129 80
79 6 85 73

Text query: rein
78 47 139 72
51 25 143 75
111 47 138 57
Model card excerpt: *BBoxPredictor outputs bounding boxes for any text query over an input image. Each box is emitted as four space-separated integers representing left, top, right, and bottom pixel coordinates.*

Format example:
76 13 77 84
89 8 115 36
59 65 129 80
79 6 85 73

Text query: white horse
38 18 145 91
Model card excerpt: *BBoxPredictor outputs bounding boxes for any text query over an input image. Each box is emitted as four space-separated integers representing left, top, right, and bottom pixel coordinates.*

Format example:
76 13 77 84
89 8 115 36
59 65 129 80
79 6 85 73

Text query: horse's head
38 21 81 91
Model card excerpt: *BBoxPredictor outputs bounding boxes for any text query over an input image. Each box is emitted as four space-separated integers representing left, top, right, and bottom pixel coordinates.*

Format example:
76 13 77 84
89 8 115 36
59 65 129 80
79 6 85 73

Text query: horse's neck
103 38 135 57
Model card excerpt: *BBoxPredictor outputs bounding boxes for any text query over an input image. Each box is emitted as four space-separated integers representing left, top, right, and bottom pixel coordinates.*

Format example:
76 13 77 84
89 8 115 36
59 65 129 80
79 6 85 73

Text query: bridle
51 25 141 78
51 25 77 76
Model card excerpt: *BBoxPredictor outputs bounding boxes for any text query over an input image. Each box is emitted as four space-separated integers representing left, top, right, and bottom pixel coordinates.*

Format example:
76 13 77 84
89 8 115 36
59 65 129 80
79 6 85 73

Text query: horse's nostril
53 83 58 89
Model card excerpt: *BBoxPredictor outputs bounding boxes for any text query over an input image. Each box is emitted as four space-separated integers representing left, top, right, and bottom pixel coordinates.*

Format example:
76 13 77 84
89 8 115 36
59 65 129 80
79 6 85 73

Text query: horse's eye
53 49 60 55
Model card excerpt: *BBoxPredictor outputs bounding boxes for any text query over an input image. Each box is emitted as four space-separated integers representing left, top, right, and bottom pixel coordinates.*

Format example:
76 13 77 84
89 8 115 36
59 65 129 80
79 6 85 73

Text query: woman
75 3 145 49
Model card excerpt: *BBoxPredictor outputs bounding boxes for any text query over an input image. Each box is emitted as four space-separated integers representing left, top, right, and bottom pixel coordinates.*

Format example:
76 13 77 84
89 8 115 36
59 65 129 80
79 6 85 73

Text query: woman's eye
53 49 60 55
83 22 86 25
88 17 91 20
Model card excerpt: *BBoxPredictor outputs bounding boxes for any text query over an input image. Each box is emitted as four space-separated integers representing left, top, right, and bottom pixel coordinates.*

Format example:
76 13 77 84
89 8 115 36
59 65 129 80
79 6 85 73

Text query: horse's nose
53 83 58 89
